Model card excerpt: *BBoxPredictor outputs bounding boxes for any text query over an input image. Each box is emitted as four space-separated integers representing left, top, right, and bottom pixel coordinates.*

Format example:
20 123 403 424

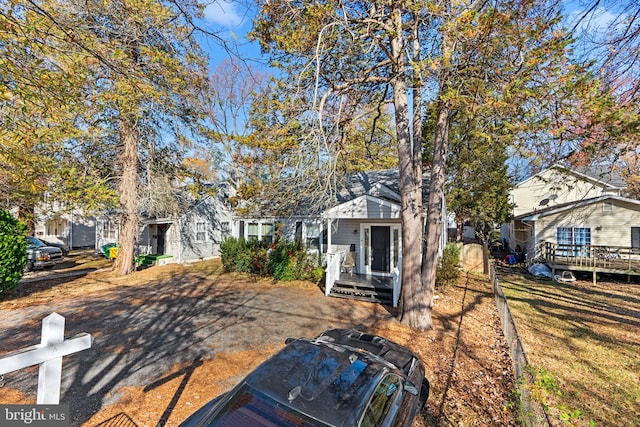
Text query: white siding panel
512 168 620 217
534 200 640 248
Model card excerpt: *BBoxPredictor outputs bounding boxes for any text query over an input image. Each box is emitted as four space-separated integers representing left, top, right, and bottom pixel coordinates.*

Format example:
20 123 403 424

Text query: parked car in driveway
25 236 64 272
38 238 70 256
180 328 429 427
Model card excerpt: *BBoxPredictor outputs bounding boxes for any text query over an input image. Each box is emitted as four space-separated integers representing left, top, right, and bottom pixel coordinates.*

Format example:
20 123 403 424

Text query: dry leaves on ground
1 259 518 426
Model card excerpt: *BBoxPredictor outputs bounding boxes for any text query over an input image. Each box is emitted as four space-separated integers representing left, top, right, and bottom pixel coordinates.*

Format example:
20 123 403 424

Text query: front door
371 226 390 273
156 224 169 255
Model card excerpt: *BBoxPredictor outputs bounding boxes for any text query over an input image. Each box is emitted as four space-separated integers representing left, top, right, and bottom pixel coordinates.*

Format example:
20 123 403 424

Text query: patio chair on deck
342 251 356 276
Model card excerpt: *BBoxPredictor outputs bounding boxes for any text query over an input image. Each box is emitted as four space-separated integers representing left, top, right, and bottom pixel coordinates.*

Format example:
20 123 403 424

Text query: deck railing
543 242 640 272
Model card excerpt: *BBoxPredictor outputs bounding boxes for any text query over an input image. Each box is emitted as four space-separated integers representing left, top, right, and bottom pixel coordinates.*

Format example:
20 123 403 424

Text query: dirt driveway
0 259 518 426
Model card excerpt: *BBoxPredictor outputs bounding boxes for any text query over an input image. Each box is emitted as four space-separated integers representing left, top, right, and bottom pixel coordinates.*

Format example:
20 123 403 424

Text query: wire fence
489 263 551 427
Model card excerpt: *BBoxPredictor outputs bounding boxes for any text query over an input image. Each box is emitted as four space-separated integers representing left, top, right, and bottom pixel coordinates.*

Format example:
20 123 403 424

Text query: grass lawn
498 270 640 426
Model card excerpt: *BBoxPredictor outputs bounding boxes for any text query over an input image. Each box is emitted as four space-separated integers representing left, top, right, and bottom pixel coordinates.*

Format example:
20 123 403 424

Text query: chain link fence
489 263 551 427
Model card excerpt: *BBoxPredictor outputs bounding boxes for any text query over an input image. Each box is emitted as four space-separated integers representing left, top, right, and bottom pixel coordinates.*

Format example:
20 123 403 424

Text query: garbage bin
108 247 118 259
102 243 116 259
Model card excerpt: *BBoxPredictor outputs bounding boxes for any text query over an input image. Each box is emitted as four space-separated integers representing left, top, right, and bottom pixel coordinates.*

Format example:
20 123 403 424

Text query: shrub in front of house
0 209 28 294
248 240 270 276
220 237 267 274
220 237 245 272
268 241 324 283
436 242 461 288
220 238 323 282
269 240 299 281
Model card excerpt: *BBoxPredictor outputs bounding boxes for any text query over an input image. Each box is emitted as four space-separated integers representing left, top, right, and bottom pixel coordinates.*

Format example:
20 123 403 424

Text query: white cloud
204 0 245 28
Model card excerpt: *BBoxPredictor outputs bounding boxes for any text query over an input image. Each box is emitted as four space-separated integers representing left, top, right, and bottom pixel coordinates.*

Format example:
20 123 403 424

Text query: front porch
324 251 401 306
326 273 394 304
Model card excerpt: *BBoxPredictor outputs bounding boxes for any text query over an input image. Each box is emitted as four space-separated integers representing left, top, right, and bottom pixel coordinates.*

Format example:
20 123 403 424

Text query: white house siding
34 210 97 249
512 168 620 217
176 197 233 263
329 219 364 253
531 199 640 252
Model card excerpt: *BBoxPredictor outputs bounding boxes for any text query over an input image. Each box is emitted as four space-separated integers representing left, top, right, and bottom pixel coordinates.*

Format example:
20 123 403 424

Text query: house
502 164 634 261
92 169 447 304
521 195 640 254
95 184 235 264
33 201 97 249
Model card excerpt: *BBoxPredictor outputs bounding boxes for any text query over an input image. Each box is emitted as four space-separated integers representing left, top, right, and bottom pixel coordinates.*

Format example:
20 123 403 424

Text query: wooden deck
542 243 640 282
328 273 394 304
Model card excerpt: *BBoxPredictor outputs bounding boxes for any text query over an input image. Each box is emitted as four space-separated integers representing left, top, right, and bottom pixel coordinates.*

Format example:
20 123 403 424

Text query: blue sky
201 0 621 69
200 0 262 69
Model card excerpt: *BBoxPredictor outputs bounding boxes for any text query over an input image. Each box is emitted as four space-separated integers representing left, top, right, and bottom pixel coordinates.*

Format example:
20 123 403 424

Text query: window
102 221 117 240
46 219 67 237
632 227 640 250
306 223 320 249
393 228 399 268
195 221 206 242
361 375 402 426
261 223 274 243
364 228 370 266
557 227 591 256
295 221 303 243
247 223 259 240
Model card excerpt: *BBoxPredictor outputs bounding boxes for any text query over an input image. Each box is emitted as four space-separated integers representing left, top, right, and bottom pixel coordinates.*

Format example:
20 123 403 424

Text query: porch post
326 218 332 252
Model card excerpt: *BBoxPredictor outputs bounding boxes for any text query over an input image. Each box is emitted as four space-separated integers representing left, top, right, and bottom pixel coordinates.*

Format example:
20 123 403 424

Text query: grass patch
499 271 640 426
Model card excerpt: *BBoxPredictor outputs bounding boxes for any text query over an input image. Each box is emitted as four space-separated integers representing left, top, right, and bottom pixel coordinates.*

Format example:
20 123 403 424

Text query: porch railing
391 255 402 308
325 251 344 296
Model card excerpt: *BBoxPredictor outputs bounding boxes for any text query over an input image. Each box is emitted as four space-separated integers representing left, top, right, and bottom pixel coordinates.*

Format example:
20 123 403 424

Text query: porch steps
329 278 393 305
136 254 173 267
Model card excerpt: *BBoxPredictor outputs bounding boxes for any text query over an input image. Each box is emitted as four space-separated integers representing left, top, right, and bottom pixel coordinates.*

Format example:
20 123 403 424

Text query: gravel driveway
0 267 399 426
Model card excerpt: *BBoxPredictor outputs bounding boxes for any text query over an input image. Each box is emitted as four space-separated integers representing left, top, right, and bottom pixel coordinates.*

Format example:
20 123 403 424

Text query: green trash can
102 243 116 259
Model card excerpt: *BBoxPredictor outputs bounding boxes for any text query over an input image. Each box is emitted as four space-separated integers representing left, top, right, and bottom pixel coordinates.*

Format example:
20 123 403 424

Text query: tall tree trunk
390 7 429 331
114 117 139 275
421 20 454 328
421 103 449 329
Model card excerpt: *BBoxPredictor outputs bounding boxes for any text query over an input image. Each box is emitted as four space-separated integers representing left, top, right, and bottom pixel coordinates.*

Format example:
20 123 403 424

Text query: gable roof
517 164 626 190
323 194 401 219
519 195 640 221
337 168 431 204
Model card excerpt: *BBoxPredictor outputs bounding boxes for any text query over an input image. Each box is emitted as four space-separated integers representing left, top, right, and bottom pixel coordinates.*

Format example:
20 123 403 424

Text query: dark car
180 329 429 427
25 236 64 272
38 238 70 256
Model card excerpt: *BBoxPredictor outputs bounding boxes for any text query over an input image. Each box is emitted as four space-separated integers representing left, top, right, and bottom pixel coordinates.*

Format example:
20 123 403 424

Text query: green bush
247 240 270 276
220 237 323 283
0 209 27 294
436 242 460 288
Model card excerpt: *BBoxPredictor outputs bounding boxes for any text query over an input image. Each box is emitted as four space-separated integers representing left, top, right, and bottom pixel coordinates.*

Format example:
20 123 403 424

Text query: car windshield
26 237 45 248
204 384 326 427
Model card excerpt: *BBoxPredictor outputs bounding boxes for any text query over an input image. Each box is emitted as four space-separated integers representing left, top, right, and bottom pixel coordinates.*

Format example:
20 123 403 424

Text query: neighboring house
33 201 96 249
95 185 235 264
502 164 631 260
520 195 640 258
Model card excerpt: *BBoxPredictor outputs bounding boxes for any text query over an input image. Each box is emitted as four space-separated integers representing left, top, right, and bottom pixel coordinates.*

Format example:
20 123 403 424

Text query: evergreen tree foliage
0 209 27 294
1 0 216 275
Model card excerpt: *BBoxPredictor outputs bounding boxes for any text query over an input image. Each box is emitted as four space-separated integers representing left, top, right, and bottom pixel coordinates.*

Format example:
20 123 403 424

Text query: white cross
0 312 92 404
